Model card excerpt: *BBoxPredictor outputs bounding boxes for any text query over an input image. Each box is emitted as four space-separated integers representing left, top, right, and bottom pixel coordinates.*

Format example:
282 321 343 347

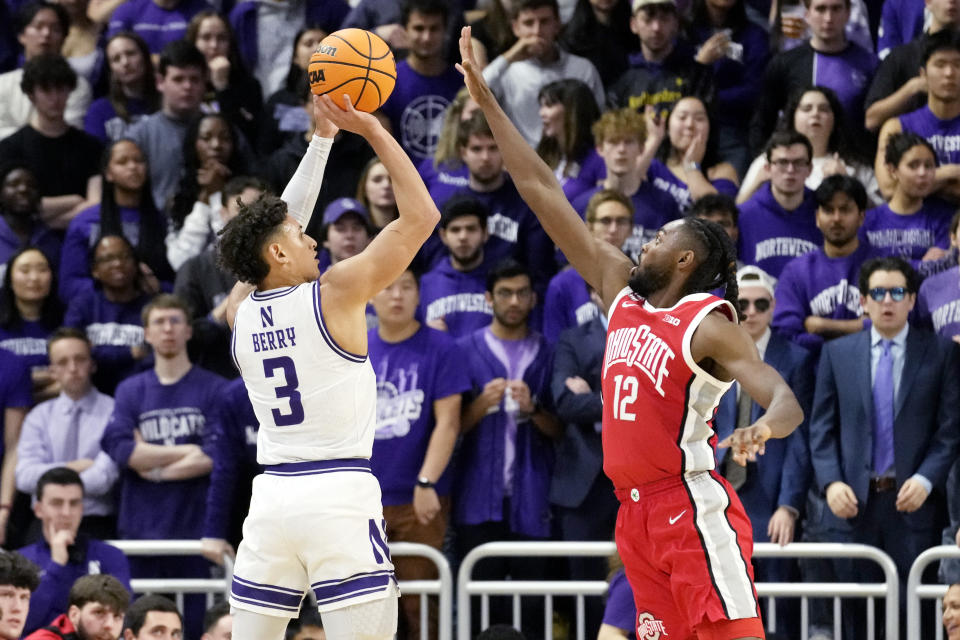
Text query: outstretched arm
694 313 803 464
457 27 632 307
316 95 440 307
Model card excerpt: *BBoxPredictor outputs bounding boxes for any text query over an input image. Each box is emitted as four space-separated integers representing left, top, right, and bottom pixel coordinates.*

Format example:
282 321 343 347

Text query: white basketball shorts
229 459 399 616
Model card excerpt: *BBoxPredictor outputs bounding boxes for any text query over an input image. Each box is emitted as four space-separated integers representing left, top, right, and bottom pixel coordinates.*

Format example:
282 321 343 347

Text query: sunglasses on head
868 287 907 302
738 298 771 313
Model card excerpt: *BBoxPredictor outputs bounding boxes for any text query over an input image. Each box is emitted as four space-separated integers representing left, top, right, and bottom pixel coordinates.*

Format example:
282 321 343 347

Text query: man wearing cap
772 174 877 357
714 265 814 632
607 0 713 118
318 197 376 274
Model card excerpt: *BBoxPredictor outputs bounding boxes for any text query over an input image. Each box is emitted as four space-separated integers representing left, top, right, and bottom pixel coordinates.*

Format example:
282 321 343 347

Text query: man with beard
419 196 493 338
458 27 803 639
24 574 128 640
773 174 878 357
454 258 560 638
427 111 555 297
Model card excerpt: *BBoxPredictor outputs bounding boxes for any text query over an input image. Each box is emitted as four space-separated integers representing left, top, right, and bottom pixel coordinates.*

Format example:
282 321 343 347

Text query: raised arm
281 96 339 227
457 27 633 307
693 312 803 464
315 95 440 306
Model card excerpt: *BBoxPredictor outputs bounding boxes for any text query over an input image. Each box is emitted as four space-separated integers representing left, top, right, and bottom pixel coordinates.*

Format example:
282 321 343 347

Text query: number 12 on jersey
612 374 638 420
263 356 305 426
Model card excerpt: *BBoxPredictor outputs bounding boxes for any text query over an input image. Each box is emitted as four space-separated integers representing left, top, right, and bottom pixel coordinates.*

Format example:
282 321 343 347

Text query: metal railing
753 542 899 640
108 539 453 640
906 544 960 640
457 541 900 640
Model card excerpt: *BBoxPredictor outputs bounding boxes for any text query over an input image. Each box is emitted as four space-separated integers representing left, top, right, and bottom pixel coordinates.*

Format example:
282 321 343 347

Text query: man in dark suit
715 266 814 638
810 256 960 636
549 287 618 635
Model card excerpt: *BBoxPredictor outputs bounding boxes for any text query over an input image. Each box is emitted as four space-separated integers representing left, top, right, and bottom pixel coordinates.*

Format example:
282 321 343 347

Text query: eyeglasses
770 158 811 171
868 287 908 302
738 298 771 313
493 287 533 301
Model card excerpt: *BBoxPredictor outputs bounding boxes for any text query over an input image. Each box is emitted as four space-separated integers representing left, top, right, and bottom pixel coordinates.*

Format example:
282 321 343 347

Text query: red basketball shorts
614 470 764 640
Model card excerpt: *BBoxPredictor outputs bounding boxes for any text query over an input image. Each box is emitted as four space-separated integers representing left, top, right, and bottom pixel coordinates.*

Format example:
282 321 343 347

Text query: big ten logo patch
636 612 668 639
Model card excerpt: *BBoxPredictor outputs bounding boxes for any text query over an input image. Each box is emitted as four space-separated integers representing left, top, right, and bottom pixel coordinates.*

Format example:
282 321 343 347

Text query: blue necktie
872 340 895 475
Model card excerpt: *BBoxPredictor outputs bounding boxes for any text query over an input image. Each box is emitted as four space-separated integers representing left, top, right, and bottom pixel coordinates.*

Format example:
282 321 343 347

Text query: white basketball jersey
232 282 377 464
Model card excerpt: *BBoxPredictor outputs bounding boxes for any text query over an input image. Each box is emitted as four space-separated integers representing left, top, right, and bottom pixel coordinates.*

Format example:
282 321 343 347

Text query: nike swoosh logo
668 510 686 525
621 300 640 309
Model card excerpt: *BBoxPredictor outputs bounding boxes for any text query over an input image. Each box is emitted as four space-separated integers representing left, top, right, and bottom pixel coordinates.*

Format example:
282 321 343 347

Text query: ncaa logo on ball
636 612 668 639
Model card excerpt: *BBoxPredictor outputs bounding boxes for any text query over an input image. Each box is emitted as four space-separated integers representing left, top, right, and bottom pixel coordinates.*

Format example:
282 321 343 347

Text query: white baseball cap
736 265 776 298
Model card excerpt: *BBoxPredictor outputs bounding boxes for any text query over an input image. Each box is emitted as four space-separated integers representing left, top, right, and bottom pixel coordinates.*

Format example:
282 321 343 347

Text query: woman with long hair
60 139 170 301
420 87 479 192
356 158 398 231
647 95 739 212
0 247 63 401
864 132 954 264
83 32 159 144
64 233 150 393
535 78 603 202
685 0 769 176
259 26 328 154
186 10 263 146
738 86 878 204
58 0 103 85
560 0 635 87
166 113 248 268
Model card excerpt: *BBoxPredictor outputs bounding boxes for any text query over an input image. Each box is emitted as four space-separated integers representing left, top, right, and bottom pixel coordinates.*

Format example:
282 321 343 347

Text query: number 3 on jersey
612 374 638 420
263 356 305 426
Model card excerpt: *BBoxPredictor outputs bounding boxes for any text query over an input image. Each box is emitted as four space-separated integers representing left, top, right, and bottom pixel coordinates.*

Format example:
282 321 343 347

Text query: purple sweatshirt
900 105 960 166
0 349 30 459
542 267 596 345
107 0 210 53
60 204 147 301
862 199 952 263
368 326 470 505
772 242 876 353
418 257 493 339
737 183 822 279
203 377 259 540
917 265 960 339
647 159 739 212
100 366 225 540
0 320 53 370
18 537 132 637
571 181 681 260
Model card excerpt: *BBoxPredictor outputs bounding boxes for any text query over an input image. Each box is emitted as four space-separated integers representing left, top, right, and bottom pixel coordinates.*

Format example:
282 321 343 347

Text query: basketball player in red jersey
458 27 804 640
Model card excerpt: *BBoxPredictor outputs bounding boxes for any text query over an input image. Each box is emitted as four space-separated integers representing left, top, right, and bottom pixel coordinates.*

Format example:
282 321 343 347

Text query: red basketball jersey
601 287 737 489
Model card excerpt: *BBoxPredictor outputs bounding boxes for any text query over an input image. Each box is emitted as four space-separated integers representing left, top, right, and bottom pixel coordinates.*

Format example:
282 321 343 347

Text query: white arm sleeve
281 134 335 228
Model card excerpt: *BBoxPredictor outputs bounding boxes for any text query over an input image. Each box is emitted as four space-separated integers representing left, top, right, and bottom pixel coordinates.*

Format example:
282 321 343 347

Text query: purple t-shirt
571 182 681 260
368 325 470 505
917 265 960 339
737 183 822 279
0 349 31 452
862 200 952 262
772 242 876 353
900 106 960 166
602 569 637 637
379 61 464 162
542 267 596 345
810 44 877 128
418 257 493 339
560 148 605 203
0 320 53 370
60 204 148 301
83 96 153 144
647 159 738 212
107 0 211 53
100 366 225 539
64 288 149 394
417 158 468 194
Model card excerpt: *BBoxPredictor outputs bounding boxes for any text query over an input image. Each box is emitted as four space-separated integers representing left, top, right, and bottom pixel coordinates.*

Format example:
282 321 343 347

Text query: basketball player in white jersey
216 94 441 640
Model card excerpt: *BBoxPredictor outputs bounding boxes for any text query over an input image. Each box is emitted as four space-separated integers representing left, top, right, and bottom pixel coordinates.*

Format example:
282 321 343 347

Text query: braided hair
680 217 743 321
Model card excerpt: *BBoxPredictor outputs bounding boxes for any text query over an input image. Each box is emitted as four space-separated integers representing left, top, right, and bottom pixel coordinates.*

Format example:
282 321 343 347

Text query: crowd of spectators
3 0 960 637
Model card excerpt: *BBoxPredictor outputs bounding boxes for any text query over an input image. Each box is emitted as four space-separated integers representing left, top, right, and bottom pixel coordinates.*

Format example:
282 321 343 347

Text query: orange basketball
307 28 397 113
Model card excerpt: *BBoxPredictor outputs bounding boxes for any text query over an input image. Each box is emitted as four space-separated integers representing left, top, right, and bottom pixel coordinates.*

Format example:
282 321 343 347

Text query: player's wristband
416 476 435 489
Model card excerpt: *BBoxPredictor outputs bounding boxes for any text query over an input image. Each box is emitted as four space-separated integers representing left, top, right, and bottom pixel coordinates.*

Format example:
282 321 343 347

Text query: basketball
308 28 397 113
